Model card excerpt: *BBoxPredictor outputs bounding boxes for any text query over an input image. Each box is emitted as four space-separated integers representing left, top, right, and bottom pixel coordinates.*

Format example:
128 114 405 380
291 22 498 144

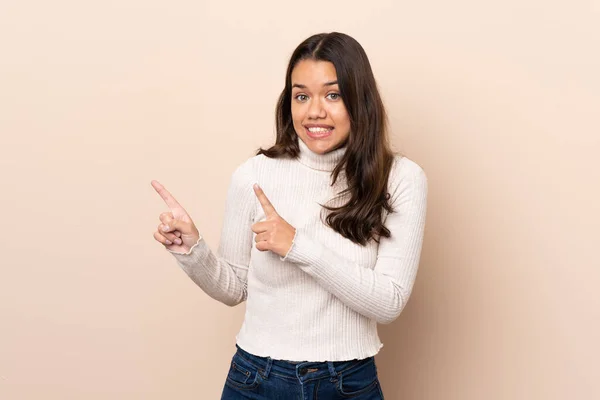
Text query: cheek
330 106 351 130
291 104 305 124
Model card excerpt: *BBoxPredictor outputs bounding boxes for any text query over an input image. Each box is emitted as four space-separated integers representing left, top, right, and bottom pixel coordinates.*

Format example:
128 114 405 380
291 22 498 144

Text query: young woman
151 32 428 400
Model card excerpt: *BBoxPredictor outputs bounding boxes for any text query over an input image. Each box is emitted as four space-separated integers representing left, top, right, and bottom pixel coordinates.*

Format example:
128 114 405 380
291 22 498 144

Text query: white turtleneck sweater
167 138 428 362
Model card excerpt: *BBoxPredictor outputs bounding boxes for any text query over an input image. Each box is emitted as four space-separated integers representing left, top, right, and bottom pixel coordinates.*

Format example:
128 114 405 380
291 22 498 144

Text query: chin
306 139 334 154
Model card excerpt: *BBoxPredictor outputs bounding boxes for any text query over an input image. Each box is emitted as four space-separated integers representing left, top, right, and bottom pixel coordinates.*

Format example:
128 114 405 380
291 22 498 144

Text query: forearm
281 231 415 323
169 237 248 307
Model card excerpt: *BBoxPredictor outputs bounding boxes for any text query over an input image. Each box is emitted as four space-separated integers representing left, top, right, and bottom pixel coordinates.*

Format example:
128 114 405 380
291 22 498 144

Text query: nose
307 97 326 119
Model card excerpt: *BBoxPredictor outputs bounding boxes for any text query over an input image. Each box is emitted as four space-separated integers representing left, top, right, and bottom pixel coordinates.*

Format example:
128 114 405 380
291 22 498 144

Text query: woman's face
291 60 351 155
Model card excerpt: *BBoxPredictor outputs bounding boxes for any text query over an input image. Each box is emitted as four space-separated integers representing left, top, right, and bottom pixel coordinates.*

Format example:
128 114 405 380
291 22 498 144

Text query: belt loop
262 356 273 379
327 361 337 380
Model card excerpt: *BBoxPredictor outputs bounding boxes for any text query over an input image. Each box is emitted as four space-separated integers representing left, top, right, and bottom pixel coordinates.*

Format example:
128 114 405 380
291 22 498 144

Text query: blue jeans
220 345 385 399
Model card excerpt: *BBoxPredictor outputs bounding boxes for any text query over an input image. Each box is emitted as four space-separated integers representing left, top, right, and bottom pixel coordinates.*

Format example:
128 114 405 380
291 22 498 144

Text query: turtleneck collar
296 137 346 172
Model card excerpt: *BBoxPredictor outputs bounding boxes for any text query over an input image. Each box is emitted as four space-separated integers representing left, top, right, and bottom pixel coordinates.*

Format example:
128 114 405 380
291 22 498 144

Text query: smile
305 126 334 139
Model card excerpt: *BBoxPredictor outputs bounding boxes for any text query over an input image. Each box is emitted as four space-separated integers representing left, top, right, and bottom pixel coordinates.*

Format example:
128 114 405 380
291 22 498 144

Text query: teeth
307 127 332 132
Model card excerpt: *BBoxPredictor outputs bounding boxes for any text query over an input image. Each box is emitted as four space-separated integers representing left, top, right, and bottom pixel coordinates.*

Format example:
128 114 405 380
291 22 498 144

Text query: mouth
304 125 334 139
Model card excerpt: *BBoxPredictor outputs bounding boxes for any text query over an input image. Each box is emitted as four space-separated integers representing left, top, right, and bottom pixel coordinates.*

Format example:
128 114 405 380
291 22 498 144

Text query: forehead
291 59 338 84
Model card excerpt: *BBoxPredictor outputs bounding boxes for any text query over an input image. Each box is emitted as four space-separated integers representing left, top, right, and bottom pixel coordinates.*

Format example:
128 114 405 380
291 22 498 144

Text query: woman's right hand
151 180 200 253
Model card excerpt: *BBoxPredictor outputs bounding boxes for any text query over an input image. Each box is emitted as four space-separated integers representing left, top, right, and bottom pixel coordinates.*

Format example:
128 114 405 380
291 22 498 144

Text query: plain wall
1 1 598 399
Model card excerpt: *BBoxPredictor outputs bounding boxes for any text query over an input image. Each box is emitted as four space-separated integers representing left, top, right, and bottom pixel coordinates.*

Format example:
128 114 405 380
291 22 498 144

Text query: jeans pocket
335 358 380 398
225 352 262 390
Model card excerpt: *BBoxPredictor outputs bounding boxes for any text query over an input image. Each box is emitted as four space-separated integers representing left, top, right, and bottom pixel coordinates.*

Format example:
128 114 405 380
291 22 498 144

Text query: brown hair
257 32 397 246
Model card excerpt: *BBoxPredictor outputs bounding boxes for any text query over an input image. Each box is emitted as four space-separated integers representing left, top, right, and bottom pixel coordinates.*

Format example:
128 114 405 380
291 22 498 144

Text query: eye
294 94 309 102
326 93 341 100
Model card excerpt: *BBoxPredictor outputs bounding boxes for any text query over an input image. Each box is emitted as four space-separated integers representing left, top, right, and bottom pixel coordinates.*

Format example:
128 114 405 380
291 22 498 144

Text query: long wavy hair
256 32 397 246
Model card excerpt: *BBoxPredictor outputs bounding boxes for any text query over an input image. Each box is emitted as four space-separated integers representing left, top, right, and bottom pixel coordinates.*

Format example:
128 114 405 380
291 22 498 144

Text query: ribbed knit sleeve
280 160 428 324
166 161 256 307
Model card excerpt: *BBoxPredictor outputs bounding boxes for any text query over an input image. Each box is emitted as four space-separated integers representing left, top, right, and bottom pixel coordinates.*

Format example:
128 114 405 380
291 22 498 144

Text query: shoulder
387 154 428 201
229 153 276 187
390 154 427 182
226 156 259 197
233 151 293 182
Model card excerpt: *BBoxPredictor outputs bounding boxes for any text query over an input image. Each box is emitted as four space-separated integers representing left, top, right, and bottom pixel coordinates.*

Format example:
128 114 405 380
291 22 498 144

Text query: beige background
1 0 598 399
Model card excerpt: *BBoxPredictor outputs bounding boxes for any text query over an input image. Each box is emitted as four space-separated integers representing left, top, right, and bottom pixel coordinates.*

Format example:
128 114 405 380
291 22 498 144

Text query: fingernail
162 225 169 232
175 238 182 245
165 240 172 245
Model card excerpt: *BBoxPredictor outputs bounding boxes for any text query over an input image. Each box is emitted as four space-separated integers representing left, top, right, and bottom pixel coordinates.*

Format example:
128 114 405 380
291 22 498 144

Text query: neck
296 138 346 172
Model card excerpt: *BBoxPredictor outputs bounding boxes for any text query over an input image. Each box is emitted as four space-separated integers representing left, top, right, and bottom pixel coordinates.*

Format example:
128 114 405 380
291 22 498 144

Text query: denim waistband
234 344 374 382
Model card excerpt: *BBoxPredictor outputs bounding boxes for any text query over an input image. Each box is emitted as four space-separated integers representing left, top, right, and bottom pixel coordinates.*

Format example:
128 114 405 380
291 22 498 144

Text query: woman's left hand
251 184 296 258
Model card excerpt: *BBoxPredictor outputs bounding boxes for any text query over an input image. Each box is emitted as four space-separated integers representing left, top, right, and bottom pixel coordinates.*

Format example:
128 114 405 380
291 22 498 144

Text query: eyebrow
292 80 338 89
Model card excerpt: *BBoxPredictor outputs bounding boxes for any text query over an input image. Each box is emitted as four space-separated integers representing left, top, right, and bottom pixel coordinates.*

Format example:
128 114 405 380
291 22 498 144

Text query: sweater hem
234 335 384 362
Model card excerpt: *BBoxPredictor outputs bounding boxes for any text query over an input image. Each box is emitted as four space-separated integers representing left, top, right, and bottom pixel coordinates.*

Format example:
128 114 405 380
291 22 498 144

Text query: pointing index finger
253 184 277 217
151 180 184 211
